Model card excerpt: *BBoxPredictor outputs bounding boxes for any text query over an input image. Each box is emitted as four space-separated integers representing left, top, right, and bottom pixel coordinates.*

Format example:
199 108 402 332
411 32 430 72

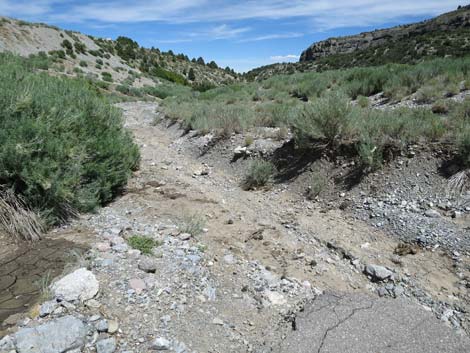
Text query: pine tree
188 68 196 81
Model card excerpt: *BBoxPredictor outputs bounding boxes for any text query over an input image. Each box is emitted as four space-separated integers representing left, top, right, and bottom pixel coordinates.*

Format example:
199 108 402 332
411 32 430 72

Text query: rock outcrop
300 5 470 62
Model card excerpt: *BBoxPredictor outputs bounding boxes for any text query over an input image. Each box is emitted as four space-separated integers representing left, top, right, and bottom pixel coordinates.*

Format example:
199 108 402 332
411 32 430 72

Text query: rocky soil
1 101 469 353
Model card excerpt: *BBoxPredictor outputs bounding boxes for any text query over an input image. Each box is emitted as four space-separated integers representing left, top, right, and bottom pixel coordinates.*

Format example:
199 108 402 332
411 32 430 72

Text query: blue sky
0 1 465 72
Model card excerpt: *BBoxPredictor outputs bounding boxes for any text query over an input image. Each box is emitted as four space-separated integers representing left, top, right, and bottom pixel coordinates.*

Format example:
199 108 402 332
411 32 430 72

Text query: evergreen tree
207 61 218 69
188 68 196 81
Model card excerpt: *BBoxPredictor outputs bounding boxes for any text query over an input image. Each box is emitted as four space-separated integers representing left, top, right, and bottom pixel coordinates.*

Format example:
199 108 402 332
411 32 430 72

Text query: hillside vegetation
246 5 470 80
161 56 470 170
0 53 140 227
0 16 238 92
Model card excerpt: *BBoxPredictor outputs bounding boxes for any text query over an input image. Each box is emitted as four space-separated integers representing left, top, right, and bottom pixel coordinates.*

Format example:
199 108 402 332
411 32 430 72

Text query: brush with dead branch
0 188 44 241
447 169 470 197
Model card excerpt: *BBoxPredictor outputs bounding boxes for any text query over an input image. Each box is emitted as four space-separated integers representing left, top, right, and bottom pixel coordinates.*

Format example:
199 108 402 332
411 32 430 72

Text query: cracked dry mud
1 101 469 352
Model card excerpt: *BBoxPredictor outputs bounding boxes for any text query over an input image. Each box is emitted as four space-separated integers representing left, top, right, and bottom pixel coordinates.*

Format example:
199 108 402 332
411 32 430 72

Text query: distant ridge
245 5 470 81
300 5 470 62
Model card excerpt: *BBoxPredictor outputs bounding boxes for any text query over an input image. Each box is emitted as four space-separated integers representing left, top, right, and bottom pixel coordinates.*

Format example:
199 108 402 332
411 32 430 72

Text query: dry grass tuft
0 188 44 241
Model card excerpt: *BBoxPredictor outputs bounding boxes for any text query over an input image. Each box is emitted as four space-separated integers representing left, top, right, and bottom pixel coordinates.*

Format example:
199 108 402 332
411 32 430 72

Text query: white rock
151 337 171 350
212 318 224 325
51 268 99 302
425 209 441 218
234 146 247 156
264 291 287 306
0 335 14 351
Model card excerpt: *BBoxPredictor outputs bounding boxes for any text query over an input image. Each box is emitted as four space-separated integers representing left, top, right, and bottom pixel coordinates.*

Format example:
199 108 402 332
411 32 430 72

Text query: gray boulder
364 264 394 281
39 300 59 317
138 258 158 273
96 337 116 353
15 315 86 353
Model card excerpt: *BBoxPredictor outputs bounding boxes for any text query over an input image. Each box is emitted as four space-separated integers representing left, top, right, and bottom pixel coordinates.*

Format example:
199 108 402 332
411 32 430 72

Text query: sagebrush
0 53 140 226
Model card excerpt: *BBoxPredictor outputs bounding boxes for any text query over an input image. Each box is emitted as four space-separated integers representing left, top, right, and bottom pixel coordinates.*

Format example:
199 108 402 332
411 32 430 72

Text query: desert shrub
101 71 113 82
74 41 87 54
0 53 140 225
179 214 206 236
343 66 389 98
357 140 384 171
242 160 275 190
294 92 354 147
79 60 88 67
116 84 143 97
151 66 188 85
457 126 470 168
128 235 159 254
431 100 450 114
193 81 217 92
306 172 329 199
61 39 73 51
244 135 254 146
93 80 110 90
96 58 104 65
49 50 66 60
143 83 192 99
27 53 51 70
357 95 369 108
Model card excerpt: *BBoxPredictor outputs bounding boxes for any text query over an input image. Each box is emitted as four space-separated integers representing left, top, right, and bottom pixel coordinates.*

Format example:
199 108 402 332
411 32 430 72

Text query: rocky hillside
300 5 470 63
0 17 237 89
246 5 470 81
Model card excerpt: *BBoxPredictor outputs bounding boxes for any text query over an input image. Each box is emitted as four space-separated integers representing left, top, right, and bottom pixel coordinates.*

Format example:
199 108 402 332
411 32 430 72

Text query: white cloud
153 24 250 44
35 0 464 30
196 24 251 40
239 32 303 42
3 1 463 29
270 54 300 61
0 0 58 17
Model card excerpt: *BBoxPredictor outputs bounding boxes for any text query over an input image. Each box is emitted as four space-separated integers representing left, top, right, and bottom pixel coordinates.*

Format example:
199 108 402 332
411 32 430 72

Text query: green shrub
306 172 329 199
143 83 192 99
101 71 113 82
116 84 143 97
457 126 470 167
79 60 88 67
48 50 66 60
151 66 188 85
242 160 275 190
179 214 205 236
357 95 369 108
128 235 159 254
74 41 87 54
357 140 383 171
294 92 353 146
61 39 73 51
0 53 140 225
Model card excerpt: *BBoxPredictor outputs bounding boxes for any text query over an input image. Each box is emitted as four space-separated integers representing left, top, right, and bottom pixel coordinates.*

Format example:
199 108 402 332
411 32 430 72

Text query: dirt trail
3 101 468 352
86 101 465 351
